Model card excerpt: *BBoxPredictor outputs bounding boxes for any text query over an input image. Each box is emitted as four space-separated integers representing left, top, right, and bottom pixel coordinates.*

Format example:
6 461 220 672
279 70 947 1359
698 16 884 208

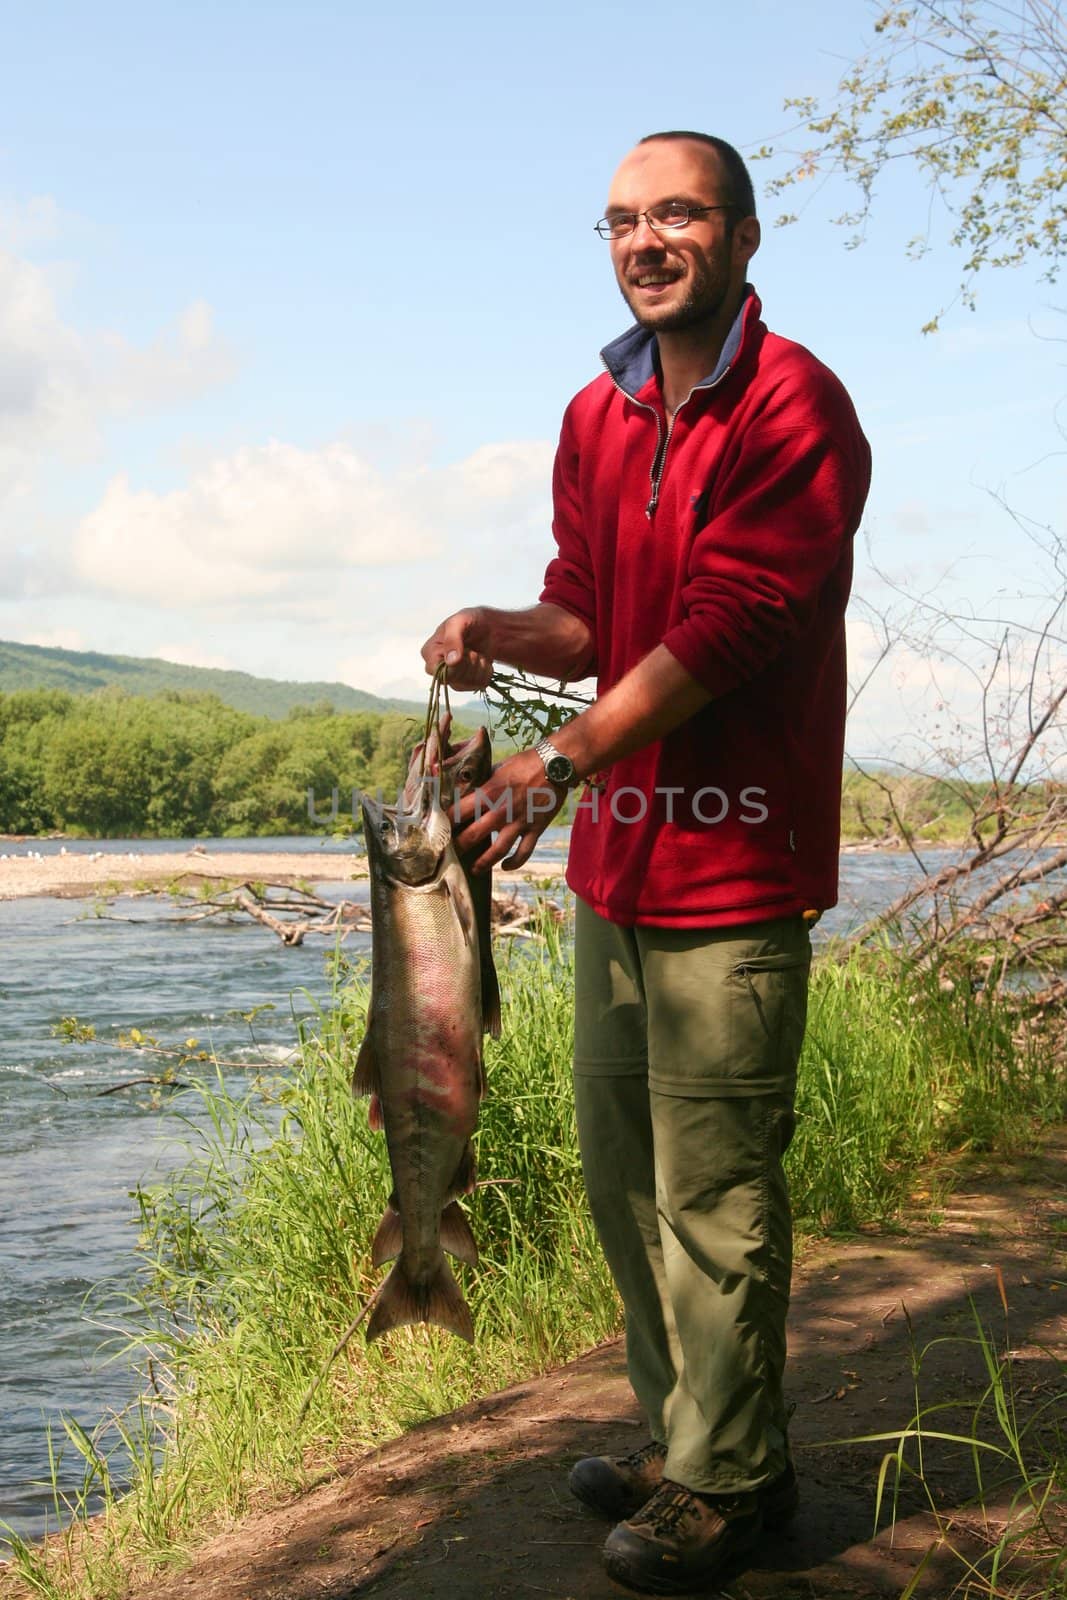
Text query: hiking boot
569 1439 667 1519
761 1457 799 1526
603 1479 762 1595
571 1440 799 1527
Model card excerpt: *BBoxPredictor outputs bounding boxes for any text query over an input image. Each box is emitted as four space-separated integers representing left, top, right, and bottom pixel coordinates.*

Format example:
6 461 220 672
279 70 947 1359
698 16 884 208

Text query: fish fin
370 1201 403 1267
368 1092 384 1132
443 877 475 949
366 1257 474 1345
481 952 502 1039
440 1200 479 1267
352 1026 381 1099
451 1139 477 1196
466 863 501 1038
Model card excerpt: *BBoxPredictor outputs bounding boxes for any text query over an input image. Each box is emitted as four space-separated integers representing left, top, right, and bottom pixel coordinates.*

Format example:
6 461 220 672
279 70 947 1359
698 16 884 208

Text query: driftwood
167 879 560 947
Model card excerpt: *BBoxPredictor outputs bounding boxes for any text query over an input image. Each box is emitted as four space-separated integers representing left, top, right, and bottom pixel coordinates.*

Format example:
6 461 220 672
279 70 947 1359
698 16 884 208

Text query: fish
353 718 499 1344
398 712 501 1039
426 717 501 1039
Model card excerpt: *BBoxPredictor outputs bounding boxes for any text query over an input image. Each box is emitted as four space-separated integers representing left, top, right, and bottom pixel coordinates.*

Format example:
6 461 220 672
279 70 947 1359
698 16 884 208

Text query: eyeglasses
594 202 737 240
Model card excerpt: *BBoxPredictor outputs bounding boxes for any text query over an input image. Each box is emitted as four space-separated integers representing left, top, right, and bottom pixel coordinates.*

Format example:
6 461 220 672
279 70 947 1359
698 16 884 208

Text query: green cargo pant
572 897 811 1497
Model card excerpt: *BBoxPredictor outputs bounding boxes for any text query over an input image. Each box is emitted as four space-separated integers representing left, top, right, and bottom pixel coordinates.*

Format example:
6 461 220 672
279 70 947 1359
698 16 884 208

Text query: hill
0 638 458 721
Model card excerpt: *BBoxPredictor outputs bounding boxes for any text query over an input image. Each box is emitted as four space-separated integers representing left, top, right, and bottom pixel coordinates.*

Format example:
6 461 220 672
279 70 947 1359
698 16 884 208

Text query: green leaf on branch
481 669 594 748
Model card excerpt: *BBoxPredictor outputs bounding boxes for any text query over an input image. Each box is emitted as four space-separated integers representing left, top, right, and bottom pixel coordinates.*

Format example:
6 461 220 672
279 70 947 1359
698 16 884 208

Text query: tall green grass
791 942 1065 1231
841 1298 1067 1600
1 917 1063 1599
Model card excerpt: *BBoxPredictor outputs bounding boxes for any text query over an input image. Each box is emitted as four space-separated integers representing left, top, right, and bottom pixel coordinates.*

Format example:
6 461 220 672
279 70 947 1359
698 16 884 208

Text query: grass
791 941 1065 1232
1 912 1064 1598
840 1297 1067 1599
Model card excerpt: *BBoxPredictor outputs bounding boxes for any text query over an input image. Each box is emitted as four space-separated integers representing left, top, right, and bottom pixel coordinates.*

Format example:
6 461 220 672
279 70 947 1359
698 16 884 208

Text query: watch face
546 753 575 785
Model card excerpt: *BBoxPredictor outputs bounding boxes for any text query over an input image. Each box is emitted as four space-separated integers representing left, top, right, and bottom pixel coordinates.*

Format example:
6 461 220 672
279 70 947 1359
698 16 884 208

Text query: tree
760 1 1067 327
848 513 1067 1010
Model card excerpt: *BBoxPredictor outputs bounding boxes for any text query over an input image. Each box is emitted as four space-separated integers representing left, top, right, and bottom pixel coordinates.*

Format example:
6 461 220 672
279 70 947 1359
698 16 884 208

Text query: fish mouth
363 785 450 888
360 789 389 840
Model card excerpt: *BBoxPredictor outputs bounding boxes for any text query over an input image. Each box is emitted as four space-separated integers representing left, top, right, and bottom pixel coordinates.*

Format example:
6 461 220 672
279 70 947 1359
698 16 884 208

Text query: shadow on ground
119 1137 1067 1600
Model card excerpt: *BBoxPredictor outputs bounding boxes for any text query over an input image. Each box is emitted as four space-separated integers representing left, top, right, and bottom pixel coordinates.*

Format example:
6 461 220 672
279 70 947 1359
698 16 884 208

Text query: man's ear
735 214 761 268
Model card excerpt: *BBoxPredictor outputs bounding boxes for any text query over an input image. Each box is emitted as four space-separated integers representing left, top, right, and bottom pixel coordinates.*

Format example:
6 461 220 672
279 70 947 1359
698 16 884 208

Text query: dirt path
122 1135 1065 1600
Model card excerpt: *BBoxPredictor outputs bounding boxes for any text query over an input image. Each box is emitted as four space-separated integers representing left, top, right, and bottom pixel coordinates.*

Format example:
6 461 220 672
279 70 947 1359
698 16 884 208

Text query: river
0 836 1053 1545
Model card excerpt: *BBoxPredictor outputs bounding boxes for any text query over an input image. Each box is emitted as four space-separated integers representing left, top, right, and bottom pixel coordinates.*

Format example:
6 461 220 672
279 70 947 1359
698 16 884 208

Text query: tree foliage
0 690 430 837
759 1 1067 325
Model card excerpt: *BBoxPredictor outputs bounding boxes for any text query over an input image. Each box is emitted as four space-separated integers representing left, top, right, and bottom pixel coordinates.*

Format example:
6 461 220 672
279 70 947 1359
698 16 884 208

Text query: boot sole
603 1518 762 1596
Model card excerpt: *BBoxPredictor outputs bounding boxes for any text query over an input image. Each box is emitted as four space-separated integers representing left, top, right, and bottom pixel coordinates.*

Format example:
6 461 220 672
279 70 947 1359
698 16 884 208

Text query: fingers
453 755 563 872
421 608 493 690
500 829 541 872
468 816 547 873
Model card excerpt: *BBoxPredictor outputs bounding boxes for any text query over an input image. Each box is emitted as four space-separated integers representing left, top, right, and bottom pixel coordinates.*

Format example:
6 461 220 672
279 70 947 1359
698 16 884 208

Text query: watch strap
535 736 578 788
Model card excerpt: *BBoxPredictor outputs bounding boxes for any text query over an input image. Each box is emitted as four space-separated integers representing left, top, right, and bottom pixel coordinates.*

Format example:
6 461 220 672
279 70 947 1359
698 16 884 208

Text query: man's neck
656 289 745 419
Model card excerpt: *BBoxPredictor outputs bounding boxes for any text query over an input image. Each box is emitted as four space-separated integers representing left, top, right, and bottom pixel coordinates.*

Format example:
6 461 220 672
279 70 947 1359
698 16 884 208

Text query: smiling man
421 131 871 1594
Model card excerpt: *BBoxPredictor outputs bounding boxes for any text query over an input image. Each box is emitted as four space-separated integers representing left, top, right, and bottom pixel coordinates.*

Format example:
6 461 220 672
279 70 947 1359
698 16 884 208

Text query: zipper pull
646 488 658 519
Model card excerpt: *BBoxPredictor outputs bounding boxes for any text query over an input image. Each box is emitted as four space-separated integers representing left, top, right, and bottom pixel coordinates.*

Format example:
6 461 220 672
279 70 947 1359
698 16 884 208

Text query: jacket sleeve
663 379 871 697
539 400 599 671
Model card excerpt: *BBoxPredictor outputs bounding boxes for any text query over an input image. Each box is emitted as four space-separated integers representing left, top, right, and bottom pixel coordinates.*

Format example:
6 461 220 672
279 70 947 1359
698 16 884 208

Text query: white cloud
19 626 87 651
71 435 553 611
845 607 1067 777
0 238 236 515
153 641 238 671
335 634 432 700
0 196 64 252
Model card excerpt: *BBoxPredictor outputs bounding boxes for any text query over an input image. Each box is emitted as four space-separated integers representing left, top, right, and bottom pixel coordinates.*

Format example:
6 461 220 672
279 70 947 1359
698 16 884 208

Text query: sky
1 0 1063 765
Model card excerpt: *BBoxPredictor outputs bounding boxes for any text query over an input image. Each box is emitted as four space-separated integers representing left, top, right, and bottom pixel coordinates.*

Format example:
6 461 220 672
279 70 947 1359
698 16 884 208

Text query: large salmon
354 722 498 1344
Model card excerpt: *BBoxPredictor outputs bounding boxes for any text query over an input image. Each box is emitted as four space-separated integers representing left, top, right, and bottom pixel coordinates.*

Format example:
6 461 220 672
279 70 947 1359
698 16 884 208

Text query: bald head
638 131 757 218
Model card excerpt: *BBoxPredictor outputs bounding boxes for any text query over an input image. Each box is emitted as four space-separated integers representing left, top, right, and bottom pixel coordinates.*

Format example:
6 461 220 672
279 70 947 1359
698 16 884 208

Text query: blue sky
1 0 1062 760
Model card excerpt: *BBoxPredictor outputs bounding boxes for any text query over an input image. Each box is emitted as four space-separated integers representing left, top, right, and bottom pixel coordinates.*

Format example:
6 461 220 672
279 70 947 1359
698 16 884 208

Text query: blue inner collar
600 285 752 400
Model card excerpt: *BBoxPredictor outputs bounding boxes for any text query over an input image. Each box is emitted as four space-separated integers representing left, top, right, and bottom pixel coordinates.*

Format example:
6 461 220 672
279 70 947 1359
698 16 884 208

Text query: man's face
604 139 759 334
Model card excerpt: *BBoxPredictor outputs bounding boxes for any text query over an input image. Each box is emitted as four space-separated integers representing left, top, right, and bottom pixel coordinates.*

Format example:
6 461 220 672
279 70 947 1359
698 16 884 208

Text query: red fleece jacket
540 288 872 928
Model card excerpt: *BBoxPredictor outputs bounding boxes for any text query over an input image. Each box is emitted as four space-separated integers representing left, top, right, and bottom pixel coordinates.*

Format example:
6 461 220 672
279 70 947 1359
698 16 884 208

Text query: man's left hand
453 749 566 872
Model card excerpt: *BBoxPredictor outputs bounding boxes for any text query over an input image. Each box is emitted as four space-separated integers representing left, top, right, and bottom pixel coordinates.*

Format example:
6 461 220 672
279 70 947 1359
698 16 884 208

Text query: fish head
445 725 491 787
437 724 492 811
361 782 452 887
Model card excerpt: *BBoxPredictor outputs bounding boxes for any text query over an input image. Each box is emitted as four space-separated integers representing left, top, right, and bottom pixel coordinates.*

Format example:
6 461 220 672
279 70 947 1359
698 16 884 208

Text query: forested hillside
0 639 431 720
0 688 433 836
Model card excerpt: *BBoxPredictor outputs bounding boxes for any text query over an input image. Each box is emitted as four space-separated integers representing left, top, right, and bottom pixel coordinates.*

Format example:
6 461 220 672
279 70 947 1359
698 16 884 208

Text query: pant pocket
730 949 811 1084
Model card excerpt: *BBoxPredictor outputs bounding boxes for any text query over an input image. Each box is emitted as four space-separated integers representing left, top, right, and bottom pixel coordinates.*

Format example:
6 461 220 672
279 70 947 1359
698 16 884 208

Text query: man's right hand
421 607 494 691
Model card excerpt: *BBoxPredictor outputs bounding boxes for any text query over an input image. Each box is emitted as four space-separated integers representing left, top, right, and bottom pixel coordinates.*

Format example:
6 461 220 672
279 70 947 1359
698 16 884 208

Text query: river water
0 836 1055 1545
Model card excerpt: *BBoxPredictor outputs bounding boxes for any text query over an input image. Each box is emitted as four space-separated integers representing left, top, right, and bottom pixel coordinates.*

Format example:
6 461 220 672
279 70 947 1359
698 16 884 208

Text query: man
421 131 870 1594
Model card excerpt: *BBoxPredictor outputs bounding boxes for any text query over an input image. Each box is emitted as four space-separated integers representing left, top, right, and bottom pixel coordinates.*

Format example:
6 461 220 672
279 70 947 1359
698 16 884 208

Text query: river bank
6 1131 1065 1600
0 848 565 901
131 1134 1067 1600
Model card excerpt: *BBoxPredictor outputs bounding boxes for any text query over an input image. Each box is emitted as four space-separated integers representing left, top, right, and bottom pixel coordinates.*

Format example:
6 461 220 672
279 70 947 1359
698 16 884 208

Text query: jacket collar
600 284 759 402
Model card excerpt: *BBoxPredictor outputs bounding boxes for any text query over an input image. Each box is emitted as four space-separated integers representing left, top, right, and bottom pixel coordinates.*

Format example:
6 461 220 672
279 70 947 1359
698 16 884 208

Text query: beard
618 244 734 333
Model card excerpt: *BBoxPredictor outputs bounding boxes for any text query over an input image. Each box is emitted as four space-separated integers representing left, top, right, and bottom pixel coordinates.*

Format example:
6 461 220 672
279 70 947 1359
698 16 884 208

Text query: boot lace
621 1439 666 1471
640 1483 701 1536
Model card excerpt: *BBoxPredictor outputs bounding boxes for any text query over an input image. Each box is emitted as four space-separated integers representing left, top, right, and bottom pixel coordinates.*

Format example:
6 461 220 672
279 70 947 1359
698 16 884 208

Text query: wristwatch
535 735 579 789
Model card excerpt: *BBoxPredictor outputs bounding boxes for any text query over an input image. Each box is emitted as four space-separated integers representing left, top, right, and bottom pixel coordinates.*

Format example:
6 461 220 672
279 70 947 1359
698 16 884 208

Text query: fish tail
366 1255 475 1345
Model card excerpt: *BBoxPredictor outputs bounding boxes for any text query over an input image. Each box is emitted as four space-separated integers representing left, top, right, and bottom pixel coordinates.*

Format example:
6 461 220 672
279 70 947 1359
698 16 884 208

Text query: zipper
646 416 677 519
602 369 664 520
602 360 735 521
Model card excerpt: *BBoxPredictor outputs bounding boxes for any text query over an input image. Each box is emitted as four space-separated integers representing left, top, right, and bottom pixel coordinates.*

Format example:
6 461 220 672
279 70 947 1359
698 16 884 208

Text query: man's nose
629 214 665 250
